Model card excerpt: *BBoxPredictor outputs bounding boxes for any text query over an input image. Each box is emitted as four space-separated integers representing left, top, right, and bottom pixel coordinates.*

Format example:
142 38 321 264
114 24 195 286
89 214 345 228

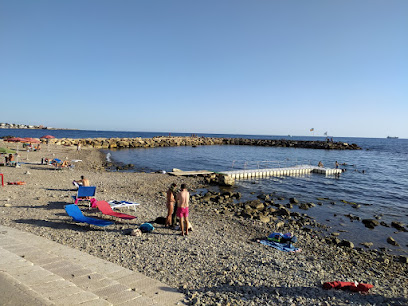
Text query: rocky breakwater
221 138 362 150
43 136 361 150
43 136 224 149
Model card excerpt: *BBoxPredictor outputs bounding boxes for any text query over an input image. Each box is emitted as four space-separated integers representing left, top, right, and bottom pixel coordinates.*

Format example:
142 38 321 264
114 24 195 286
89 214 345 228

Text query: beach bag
139 223 154 233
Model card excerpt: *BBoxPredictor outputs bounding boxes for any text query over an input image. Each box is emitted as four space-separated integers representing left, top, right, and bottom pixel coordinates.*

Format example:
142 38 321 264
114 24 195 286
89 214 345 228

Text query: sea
1 129 407 254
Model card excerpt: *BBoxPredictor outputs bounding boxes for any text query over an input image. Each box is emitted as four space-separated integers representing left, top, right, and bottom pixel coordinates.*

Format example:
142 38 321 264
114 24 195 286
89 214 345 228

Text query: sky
0 1 407 138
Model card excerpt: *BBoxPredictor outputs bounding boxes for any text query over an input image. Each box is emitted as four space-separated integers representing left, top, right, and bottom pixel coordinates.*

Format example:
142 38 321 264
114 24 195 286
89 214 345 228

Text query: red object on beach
0 174 4 187
94 200 136 220
323 281 374 292
6 137 25 142
40 135 55 139
22 138 41 143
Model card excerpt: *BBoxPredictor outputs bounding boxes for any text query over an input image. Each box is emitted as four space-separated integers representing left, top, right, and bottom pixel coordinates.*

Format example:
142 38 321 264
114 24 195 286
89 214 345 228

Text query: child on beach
176 184 190 236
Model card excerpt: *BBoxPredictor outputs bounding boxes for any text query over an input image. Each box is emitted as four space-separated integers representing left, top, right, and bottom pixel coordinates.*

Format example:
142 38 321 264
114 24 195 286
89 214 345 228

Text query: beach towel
259 240 301 252
323 281 374 292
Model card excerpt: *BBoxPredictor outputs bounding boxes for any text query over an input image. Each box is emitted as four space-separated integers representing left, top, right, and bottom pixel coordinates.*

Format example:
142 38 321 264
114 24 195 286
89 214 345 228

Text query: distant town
0 122 73 130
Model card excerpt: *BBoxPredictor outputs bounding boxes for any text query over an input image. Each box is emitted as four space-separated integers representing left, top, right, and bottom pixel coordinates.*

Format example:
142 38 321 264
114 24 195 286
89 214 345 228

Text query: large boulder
218 175 235 186
274 207 290 217
339 239 354 248
362 219 379 229
391 221 407 232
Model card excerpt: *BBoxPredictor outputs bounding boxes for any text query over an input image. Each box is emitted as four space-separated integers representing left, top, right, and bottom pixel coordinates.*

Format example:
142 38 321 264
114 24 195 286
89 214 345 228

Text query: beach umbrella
22 138 41 144
0 147 16 154
40 135 55 139
6 137 25 142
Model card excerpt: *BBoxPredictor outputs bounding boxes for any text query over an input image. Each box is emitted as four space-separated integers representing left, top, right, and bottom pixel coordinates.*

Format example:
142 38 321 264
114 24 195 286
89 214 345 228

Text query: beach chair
64 204 113 227
95 200 136 221
72 186 96 207
108 200 140 212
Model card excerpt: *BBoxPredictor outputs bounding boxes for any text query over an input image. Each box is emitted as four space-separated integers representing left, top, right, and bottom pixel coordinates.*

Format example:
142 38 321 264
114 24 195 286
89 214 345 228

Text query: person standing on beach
165 183 177 227
176 184 190 236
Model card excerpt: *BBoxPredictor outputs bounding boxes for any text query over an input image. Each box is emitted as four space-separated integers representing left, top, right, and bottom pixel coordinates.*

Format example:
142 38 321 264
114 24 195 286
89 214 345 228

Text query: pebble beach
0 141 407 305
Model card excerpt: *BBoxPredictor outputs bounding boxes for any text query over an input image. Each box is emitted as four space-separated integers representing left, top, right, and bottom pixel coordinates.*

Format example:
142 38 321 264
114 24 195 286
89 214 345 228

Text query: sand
0 140 407 305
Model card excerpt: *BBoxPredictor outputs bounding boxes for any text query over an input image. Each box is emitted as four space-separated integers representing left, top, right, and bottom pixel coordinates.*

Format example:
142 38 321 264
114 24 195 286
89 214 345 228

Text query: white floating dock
219 165 341 180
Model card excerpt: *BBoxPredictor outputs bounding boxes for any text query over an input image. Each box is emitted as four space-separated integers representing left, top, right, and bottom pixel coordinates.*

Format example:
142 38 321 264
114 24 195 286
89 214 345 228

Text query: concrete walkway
0 225 185 305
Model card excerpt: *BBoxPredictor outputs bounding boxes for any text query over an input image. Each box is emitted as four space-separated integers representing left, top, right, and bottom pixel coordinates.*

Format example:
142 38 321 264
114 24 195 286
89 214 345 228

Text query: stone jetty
43 136 361 150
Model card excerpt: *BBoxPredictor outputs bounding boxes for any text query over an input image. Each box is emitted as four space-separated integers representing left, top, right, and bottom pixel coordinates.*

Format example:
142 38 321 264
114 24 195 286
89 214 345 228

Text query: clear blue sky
1 1 407 138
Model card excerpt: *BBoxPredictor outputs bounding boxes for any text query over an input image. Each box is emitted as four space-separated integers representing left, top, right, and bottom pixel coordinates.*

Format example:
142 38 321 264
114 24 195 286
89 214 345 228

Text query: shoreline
0 141 407 305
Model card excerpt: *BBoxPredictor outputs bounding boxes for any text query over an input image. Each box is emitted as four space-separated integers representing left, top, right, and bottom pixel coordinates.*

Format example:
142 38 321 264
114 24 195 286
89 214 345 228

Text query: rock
399 255 408 264
274 208 290 217
275 221 284 229
299 203 310 210
218 175 235 187
339 240 354 248
360 242 373 248
386 236 399 246
257 194 270 201
362 219 379 229
325 237 340 245
254 202 265 211
289 198 299 204
391 221 407 232
259 215 271 223
377 257 390 265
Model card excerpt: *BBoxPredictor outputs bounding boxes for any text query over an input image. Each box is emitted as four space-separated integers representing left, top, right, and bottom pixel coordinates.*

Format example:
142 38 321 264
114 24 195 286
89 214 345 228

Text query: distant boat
387 136 398 139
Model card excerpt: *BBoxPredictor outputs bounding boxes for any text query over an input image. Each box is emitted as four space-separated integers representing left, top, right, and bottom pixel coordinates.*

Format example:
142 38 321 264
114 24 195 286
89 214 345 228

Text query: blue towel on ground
259 240 301 252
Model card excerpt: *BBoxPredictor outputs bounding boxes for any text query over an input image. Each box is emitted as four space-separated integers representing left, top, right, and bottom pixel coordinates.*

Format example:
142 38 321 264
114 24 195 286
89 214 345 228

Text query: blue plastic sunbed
65 204 113 227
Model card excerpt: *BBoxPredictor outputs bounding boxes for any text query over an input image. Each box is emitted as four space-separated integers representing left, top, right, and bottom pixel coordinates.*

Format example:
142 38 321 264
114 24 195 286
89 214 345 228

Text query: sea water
1 129 407 253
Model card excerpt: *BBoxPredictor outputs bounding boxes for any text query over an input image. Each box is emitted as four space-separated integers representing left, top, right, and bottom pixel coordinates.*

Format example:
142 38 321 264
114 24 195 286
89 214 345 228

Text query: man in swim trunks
176 184 190 236
73 175 90 188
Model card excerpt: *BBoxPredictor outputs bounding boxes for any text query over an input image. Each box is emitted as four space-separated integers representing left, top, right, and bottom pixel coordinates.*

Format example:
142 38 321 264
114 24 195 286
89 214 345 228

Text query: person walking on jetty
176 184 190 236
166 183 177 227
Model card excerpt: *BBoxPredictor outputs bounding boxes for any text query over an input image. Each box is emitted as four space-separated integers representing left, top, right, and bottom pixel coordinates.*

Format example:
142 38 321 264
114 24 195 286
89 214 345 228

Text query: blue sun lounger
65 204 113 227
72 186 96 207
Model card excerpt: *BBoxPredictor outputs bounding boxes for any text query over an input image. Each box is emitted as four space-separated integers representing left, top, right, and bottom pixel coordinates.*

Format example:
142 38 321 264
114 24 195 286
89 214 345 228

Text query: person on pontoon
318 161 324 167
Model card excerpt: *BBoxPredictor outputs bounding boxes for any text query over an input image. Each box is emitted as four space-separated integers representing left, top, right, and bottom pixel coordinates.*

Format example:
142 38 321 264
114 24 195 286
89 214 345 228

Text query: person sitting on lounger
73 175 90 188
